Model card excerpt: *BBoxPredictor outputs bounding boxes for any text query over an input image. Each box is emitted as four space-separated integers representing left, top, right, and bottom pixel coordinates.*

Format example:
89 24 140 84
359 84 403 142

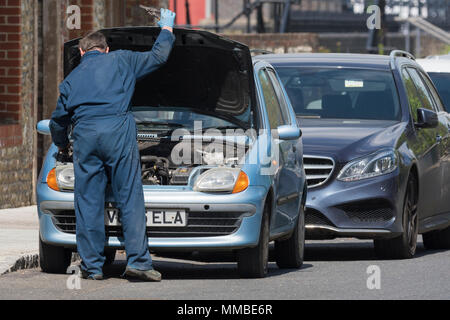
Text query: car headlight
193 168 249 193
337 150 398 182
47 163 75 191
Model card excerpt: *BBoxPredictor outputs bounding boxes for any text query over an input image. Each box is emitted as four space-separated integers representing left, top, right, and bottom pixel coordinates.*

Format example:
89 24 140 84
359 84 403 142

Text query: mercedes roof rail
390 50 416 69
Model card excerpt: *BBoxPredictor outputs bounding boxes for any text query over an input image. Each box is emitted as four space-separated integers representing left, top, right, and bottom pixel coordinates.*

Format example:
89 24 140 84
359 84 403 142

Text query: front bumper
37 184 267 250
305 171 404 239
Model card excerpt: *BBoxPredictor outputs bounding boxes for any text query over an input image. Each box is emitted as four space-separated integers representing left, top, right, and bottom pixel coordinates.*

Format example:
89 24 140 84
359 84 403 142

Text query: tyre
104 249 117 265
39 236 72 274
423 226 450 250
275 205 305 269
374 175 418 259
237 202 270 278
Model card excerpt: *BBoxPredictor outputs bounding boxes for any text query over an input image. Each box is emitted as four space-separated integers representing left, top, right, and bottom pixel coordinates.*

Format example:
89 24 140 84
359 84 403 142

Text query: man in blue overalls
49 9 176 281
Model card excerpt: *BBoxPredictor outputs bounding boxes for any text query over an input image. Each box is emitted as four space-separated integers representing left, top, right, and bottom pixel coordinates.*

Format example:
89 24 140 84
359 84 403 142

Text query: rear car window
401 67 435 122
427 72 450 112
276 67 401 121
406 67 437 112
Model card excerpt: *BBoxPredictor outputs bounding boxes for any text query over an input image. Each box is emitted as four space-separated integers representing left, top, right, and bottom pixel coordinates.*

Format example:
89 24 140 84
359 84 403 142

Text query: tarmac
0 206 40 275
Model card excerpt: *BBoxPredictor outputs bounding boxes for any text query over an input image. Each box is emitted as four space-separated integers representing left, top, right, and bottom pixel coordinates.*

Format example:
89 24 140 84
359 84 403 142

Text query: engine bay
137 134 247 186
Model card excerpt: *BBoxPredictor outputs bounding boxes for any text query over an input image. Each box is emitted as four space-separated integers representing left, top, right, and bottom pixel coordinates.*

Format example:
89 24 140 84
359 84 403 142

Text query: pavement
0 206 39 275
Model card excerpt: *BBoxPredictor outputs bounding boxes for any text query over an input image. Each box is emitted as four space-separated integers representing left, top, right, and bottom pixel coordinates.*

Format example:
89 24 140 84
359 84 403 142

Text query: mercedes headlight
193 168 249 193
337 150 398 182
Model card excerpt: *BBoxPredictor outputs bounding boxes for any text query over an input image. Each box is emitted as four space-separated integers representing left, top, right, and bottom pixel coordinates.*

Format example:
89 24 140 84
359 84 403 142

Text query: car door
401 66 442 220
418 70 450 216
267 68 303 224
258 67 299 230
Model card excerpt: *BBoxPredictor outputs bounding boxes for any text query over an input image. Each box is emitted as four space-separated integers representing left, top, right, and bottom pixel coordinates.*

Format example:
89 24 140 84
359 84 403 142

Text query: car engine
138 135 246 186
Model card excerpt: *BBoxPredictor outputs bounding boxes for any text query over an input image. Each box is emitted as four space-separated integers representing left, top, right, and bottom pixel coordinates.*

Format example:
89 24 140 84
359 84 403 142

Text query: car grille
305 208 335 227
303 155 335 188
337 200 394 223
51 210 246 238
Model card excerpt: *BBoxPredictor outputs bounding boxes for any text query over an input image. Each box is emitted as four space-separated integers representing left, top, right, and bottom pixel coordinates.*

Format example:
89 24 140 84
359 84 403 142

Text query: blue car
264 52 450 259
36 28 307 278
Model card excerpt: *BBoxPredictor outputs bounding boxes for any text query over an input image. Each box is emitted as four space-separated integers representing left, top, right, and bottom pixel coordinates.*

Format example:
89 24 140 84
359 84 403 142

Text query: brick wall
0 0 22 129
224 33 319 54
0 0 36 209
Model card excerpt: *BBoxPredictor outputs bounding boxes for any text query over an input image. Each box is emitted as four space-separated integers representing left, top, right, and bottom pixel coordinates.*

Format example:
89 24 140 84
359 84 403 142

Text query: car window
258 68 286 129
401 68 428 122
276 67 401 121
406 67 437 112
424 72 450 112
266 68 291 125
419 71 444 112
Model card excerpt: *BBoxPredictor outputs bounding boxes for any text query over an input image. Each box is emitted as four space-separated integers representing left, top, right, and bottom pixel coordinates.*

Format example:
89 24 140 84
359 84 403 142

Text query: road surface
0 237 448 300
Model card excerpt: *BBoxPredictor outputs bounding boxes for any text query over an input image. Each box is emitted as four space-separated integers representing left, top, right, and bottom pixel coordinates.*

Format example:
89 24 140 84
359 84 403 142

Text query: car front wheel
237 202 270 278
39 236 72 274
274 205 305 269
374 175 418 259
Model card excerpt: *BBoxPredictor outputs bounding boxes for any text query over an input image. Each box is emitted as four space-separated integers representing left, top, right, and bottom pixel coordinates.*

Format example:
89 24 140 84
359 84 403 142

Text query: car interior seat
321 94 353 119
354 90 396 120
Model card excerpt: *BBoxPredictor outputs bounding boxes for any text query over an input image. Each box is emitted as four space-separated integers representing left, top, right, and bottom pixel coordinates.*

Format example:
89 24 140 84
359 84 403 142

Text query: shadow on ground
304 238 446 261
99 238 446 281
103 255 313 281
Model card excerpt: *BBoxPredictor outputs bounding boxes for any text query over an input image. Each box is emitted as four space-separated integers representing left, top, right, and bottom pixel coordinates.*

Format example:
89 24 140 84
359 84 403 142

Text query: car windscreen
275 67 401 121
132 106 238 131
427 72 450 112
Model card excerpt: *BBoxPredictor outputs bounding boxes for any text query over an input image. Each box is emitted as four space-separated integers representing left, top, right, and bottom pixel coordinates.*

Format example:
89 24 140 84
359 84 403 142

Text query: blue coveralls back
49 30 175 275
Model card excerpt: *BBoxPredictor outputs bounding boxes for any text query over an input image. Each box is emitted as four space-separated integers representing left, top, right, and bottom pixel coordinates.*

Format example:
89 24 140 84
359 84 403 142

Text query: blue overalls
50 29 175 276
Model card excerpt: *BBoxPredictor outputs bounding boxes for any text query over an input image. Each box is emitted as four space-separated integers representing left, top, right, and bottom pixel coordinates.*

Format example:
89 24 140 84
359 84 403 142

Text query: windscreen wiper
199 126 242 132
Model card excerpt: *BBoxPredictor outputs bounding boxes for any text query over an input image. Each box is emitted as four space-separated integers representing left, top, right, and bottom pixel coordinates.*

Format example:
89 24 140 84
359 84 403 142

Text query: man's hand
56 145 72 163
158 8 176 31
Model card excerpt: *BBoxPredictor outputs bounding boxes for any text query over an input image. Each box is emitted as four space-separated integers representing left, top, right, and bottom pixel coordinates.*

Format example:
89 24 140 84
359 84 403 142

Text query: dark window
427 72 450 113
258 69 285 129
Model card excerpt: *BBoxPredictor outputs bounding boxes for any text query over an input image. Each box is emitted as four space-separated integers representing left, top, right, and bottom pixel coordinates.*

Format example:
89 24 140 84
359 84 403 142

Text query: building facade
0 0 163 209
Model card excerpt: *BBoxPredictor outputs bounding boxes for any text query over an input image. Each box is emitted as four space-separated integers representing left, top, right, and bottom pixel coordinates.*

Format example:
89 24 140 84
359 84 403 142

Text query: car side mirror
37 120 51 135
415 108 438 129
277 125 302 140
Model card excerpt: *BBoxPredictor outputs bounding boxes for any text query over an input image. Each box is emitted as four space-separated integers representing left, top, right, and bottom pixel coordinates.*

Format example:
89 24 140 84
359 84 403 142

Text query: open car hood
64 27 256 129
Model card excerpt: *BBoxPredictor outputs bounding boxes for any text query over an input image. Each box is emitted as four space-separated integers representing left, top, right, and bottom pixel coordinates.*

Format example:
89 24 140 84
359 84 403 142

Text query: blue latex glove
158 8 176 29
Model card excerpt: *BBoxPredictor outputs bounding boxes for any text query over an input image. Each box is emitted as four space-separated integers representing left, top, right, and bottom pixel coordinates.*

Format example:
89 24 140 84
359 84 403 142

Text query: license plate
104 208 187 227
